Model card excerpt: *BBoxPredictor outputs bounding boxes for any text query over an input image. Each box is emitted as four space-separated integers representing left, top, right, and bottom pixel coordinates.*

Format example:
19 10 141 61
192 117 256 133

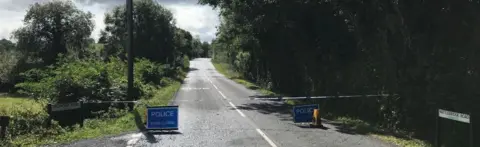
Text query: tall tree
13 0 94 65
0 39 15 51
202 0 480 144
201 41 211 57
102 0 176 63
190 36 203 58
173 27 194 57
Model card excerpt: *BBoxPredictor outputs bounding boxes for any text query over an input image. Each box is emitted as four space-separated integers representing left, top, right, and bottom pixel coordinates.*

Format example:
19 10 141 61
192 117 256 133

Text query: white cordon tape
254 94 391 100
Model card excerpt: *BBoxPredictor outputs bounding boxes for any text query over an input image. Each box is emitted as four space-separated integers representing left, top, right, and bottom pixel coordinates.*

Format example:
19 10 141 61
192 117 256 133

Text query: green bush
9 56 182 144
15 57 169 103
134 58 166 85
0 101 64 141
182 55 190 70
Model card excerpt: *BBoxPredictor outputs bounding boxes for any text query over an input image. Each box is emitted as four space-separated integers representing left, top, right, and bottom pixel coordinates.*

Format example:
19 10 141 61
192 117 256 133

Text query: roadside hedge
1 56 183 142
15 57 171 103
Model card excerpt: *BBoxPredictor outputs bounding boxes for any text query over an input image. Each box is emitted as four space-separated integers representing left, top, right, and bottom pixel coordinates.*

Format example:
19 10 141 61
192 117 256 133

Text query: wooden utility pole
126 0 134 110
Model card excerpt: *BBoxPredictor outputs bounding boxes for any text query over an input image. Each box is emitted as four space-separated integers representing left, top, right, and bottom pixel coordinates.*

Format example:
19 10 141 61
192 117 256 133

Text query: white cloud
0 4 26 39
0 0 219 42
166 4 219 42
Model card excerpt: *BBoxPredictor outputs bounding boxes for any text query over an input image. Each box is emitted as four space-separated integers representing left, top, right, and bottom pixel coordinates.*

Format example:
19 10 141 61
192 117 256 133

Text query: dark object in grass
0 116 10 139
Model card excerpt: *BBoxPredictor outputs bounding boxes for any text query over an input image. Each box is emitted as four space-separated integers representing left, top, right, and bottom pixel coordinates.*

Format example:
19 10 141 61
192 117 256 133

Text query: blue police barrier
146 106 179 130
293 104 319 123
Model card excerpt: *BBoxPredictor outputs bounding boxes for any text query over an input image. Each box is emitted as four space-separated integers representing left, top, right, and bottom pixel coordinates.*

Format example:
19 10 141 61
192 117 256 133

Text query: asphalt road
59 58 393 147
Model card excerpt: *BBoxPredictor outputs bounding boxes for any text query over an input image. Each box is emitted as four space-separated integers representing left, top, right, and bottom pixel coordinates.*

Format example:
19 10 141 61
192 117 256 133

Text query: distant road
59 58 393 147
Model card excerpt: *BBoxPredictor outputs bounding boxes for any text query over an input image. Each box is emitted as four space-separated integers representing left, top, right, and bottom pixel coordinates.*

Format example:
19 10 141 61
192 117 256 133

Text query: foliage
334 117 431 147
212 62 277 96
173 28 193 57
190 36 205 58
0 96 64 143
0 96 45 117
0 39 15 51
202 0 480 145
0 50 20 85
13 0 94 65
201 41 212 57
373 134 432 147
212 62 240 79
0 39 21 92
182 55 190 70
15 57 170 103
101 0 175 63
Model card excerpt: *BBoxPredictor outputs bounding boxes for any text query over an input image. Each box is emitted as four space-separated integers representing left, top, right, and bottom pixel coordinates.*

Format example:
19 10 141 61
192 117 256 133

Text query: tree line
201 0 479 145
0 0 211 95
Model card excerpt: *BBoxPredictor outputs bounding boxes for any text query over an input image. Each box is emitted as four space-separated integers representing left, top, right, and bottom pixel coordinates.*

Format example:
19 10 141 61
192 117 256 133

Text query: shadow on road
234 102 294 122
133 110 158 143
233 100 409 138
248 95 283 99
235 102 292 115
147 131 182 135
189 67 198 71
294 124 329 130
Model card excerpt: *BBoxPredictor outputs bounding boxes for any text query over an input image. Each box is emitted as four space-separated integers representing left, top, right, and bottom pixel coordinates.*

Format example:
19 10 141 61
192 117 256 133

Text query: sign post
436 109 473 147
470 113 473 147
293 104 319 123
146 106 179 130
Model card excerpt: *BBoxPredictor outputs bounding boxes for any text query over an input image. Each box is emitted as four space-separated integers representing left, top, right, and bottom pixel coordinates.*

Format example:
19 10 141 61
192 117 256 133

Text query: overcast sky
0 0 220 42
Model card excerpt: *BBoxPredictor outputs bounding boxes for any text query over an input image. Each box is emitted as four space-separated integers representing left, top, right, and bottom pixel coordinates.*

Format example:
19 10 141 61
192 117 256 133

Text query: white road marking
218 91 227 99
256 129 278 147
181 87 210 91
228 102 246 117
175 99 203 102
202 72 213 85
202 64 277 147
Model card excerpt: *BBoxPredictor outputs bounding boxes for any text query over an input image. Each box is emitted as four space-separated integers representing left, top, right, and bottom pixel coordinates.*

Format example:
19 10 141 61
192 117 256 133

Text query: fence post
46 104 52 128
80 101 84 128
435 109 440 147
470 113 473 147
128 102 134 111
0 116 10 139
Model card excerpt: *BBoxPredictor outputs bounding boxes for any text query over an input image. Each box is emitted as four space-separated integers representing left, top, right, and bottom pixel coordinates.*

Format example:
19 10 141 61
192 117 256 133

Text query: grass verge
3 82 182 146
373 134 431 147
333 117 431 147
286 96 431 147
0 95 45 115
212 62 276 96
212 62 431 147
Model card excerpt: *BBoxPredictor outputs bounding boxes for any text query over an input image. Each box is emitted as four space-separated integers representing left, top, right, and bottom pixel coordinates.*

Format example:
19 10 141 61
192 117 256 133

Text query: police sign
293 104 319 123
146 106 179 130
